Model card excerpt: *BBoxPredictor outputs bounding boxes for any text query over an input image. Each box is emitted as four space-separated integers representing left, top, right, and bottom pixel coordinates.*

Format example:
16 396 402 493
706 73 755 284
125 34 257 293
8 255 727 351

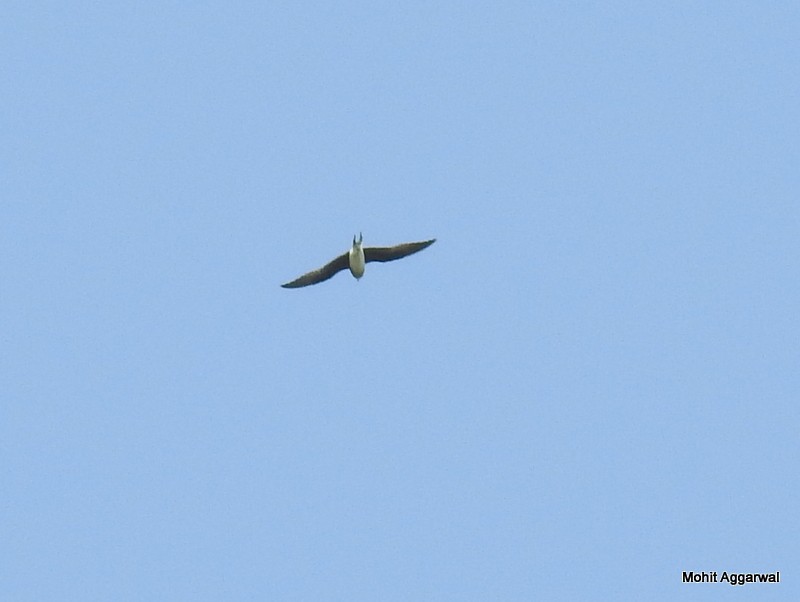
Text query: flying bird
281 233 435 288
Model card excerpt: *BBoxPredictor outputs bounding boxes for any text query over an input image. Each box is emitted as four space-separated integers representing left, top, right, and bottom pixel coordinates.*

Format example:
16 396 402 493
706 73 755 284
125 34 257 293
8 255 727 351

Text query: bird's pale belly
349 247 365 279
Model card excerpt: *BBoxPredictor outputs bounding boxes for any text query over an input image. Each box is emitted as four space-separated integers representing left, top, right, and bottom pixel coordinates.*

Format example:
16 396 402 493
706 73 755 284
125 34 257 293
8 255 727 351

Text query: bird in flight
281 233 436 288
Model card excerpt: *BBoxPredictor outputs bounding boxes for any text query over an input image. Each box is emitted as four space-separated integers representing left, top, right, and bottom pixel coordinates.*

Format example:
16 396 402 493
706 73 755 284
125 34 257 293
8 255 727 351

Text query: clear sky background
3 2 798 600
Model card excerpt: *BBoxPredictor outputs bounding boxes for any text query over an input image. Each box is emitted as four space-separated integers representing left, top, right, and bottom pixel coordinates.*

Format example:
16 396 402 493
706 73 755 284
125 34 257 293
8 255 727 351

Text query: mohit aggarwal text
682 571 780 586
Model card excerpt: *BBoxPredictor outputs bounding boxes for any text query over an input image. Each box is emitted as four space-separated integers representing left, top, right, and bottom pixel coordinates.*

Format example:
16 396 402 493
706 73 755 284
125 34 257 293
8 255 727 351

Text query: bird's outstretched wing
281 252 350 288
364 239 436 263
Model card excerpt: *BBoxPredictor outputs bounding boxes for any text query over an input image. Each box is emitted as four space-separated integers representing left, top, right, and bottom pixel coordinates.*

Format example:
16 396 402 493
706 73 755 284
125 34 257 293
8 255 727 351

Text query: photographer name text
682 571 779 586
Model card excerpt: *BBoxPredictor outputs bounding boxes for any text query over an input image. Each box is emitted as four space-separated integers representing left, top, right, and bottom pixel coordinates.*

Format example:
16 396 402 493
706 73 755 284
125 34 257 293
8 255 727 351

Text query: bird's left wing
281 252 350 288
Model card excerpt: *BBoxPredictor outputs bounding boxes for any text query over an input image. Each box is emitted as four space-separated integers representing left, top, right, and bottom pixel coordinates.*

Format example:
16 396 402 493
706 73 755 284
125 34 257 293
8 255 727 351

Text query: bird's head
353 232 363 248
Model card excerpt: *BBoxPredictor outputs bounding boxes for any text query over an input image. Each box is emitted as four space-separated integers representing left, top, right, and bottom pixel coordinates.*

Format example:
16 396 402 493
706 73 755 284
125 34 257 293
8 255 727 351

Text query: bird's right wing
364 239 436 263
281 253 349 288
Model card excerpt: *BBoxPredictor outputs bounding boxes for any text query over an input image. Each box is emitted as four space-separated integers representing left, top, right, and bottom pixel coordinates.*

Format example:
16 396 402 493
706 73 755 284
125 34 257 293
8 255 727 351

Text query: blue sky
3 2 798 600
